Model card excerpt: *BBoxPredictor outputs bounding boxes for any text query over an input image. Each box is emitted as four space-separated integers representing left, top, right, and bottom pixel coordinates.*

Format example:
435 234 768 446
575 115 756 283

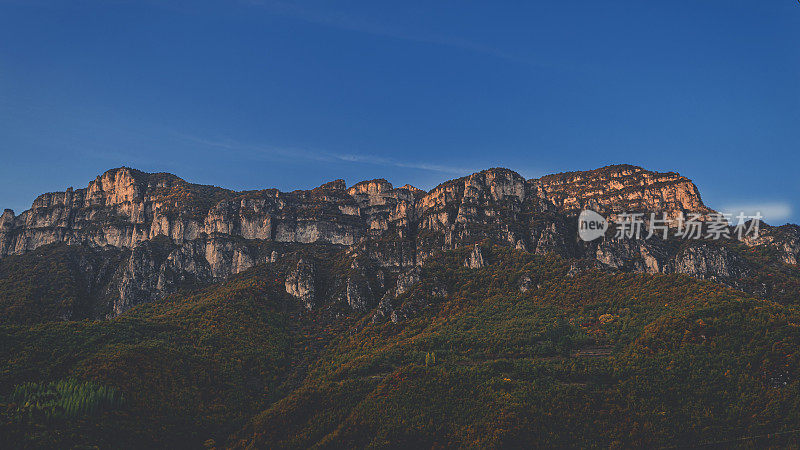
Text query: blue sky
1 1 798 224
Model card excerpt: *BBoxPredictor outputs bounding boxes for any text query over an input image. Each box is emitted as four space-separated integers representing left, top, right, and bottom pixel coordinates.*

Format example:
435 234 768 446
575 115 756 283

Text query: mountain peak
534 164 710 216
0 163 798 323
348 179 393 196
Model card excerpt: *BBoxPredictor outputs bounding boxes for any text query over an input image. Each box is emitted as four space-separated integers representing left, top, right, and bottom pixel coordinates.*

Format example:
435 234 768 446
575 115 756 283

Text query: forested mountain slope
1 166 799 447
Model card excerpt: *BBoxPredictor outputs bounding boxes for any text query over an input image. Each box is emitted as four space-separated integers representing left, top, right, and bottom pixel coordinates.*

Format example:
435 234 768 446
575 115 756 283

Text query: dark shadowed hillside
1 166 799 448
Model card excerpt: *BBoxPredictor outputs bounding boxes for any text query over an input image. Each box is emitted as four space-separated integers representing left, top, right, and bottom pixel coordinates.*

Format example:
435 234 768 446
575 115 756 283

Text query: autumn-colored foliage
1 243 800 447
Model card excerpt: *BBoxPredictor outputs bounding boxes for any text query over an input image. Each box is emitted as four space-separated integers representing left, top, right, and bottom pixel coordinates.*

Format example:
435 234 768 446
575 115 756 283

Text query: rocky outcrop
0 209 16 256
465 244 485 269
113 239 174 316
593 239 668 274
345 274 373 311
341 259 375 311
665 244 750 281
532 220 573 257
386 278 449 324
414 168 554 263
1 164 795 320
0 165 712 270
741 224 800 265
111 235 263 316
347 179 418 237
371 266 422 323
518 275 533 293
285 259 316 310
395 267 421 296
534 165 713 221
0 167 365 258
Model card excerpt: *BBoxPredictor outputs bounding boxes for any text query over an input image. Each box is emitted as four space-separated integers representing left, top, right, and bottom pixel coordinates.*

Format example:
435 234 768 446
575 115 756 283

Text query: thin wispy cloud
180 134 471 175
243 0 541 67
333 153 471 175
719 201 793 225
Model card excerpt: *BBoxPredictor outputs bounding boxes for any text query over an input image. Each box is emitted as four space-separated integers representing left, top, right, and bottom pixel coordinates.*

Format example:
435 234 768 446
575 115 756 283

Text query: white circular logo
578 210 608 241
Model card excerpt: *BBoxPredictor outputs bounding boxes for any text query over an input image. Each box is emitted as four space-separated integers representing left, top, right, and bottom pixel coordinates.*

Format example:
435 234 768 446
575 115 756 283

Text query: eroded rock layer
1 165 797 319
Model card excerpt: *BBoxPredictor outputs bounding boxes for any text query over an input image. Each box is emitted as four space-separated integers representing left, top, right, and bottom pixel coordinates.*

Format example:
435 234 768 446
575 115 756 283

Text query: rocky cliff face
741 224 800 265
464 244 485 269
285 259 316 310
535 164 713 221
0 168 364 258
1 164 794 320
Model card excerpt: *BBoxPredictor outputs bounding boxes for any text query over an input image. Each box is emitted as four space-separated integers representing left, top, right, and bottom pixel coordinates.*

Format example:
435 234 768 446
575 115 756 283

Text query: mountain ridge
2 165 800 448
0 164 798 321
1 163 708 216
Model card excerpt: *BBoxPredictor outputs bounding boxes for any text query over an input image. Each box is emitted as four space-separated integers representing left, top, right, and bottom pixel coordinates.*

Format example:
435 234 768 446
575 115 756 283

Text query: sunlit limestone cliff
0 165 798 320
